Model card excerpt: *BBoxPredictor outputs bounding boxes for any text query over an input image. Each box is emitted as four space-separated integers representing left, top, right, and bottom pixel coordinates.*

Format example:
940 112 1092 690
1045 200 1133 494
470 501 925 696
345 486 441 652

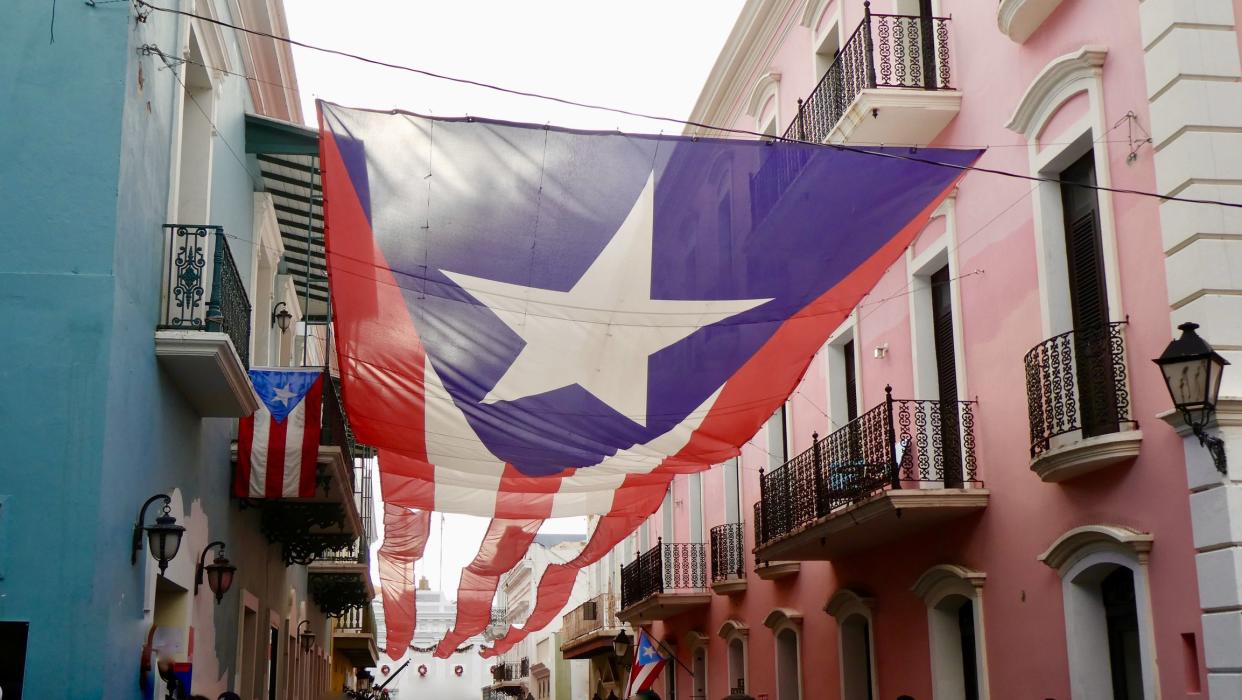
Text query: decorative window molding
799 0 831 28
1039 524 1158 699
763 607 804 631
824 588 873 619
1005 46 1124 338
906 192 967 403
746 72 782 125
912 565 990 700
1038 524 1153 574
718 619 750 640
1006 46 1108 138
682 630 709 650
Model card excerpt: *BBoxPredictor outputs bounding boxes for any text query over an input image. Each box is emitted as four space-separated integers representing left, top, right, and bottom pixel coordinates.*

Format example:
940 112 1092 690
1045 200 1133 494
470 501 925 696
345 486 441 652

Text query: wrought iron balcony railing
755 386 979 549
784 1 953 144
562 594 618 642
159 224 252 367
710 522 746 582
490 659 529 682
620 539 706 610
312 458 373 565
1024 321 1133 458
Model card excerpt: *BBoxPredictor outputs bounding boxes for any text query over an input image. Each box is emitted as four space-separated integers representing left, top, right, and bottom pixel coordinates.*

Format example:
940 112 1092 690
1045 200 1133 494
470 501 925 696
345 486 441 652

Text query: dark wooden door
1061 152 1119 438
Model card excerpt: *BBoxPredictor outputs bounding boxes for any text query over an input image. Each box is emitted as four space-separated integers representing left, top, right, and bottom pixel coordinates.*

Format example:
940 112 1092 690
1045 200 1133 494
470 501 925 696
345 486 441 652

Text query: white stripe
283 399 306 497
629 661 664 695
251 407 271 498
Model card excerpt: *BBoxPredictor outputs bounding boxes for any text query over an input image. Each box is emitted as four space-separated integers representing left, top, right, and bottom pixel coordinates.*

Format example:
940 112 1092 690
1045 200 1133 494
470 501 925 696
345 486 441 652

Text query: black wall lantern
612 628 631 658
132 494 185 574
297 619 316 651
194 541 237 603
1155 322 1230 473
272 301 293 333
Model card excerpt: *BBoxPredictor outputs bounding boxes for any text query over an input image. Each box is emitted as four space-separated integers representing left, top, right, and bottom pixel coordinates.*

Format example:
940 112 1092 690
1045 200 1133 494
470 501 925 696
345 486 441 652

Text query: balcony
784 3 959 146
484 606 509 641
754 387 988 562
709 523 747 594
1024 321 1141 482
308 451 375 617
618 540 710 623
560 594 623 660
331 606 379 669
155 225 259 417
485 658 529 695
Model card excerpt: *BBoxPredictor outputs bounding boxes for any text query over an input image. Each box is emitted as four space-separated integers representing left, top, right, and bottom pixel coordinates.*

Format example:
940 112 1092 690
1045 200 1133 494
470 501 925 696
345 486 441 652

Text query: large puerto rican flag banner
317 101 980 518
234 368 324 499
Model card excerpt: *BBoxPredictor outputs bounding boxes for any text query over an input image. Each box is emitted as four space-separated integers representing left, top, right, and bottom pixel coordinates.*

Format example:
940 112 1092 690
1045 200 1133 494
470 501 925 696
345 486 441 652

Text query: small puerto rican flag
624 630 669 698
234 368 324 499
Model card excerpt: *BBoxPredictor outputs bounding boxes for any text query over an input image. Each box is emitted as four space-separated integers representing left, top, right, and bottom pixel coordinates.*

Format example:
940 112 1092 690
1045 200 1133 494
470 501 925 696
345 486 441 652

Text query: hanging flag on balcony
234 368 324 499
624 630 670 697
318 101 981 516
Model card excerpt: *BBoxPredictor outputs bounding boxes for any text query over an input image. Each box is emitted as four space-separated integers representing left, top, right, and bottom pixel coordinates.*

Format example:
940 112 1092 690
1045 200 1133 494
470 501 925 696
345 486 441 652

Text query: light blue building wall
0 2 331 697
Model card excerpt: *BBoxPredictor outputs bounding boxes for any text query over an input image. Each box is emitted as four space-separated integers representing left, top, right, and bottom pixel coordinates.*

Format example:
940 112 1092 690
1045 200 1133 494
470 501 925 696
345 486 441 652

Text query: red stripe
319 123 428 463
265 416 287 499
235 415 255 498
299 377 325 497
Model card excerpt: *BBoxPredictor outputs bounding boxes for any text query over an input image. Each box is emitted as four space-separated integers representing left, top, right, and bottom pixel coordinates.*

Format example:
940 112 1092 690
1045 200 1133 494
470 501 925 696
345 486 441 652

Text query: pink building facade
581 1 1242 698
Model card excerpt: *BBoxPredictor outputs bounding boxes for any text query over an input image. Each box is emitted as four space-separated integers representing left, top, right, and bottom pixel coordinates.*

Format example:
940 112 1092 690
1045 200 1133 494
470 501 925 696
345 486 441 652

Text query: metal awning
245 113 329 322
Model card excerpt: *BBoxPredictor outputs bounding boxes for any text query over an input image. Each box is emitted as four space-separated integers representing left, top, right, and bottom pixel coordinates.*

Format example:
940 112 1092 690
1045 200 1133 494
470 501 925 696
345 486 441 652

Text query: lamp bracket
132 494 171 566
1193 423 1229 474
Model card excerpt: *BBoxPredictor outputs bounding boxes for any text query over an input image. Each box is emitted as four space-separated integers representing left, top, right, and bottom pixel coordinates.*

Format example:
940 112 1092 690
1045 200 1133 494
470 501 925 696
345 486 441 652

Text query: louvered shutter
931 266 962 486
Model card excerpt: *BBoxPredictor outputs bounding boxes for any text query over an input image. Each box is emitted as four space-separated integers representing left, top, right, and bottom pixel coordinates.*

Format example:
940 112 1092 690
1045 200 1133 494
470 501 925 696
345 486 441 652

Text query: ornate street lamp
612 629 631 658
194 541 237 603
271 302 293 333
132 494 185 574
1155 322 1230 473
296 619 316 651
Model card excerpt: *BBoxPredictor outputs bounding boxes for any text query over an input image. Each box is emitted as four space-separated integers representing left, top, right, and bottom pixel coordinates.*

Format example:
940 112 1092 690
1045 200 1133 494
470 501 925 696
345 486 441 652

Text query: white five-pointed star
271 384 298 406
443 173 770 426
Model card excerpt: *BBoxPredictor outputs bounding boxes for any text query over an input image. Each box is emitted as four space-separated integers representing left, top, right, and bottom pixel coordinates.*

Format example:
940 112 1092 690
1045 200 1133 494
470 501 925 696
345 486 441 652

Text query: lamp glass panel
148 526 184 563
1163 357 1209 408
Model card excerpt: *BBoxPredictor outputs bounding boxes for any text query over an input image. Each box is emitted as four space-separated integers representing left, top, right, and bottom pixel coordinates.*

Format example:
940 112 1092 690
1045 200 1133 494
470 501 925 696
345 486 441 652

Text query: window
723 457 741 524
765 609 803 700
267 626 279 700
1040 525 1156 699
766 405 789 468
173 31 216 224
719 620 749 695
662 485 674 542
827 589 877 700
689 472 703 544
693 646 708 700
912 565 989 700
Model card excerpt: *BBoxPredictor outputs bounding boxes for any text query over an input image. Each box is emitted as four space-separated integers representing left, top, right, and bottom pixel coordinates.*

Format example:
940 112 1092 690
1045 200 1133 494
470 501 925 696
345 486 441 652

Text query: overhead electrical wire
129 0 1242 210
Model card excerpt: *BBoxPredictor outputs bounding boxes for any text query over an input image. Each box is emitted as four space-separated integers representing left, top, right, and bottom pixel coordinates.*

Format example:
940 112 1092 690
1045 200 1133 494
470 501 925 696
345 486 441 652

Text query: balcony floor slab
830 89 963 146
155 330 259 417
1031 428 1143 482
756 488 989 561
754 561 801 580
710 578 748 595
617 592 711 624
559 629 621 660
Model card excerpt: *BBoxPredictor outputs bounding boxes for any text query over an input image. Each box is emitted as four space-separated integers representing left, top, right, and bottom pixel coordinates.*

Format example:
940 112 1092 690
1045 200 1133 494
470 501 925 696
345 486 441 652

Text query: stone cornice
686 0 799 135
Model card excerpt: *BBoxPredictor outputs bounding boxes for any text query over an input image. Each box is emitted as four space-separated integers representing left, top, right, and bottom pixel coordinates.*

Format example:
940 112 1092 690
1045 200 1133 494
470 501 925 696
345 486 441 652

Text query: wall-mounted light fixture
271 301 293 333
194 541 237 603
1155 322 1230 473
296 619 316 651
132 494 185 575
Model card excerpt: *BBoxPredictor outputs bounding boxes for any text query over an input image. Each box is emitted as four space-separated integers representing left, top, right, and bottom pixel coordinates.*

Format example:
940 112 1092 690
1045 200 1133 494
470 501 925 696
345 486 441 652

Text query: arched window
745 72 782 136
718 619 749 694
826 589 878 700
764 609 803 700
1039 525 1156 699
912 565 990 700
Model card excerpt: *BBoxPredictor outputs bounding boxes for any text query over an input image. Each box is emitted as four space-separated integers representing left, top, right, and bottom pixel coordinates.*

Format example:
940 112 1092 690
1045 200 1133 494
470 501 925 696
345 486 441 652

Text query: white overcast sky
283 0 745 598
